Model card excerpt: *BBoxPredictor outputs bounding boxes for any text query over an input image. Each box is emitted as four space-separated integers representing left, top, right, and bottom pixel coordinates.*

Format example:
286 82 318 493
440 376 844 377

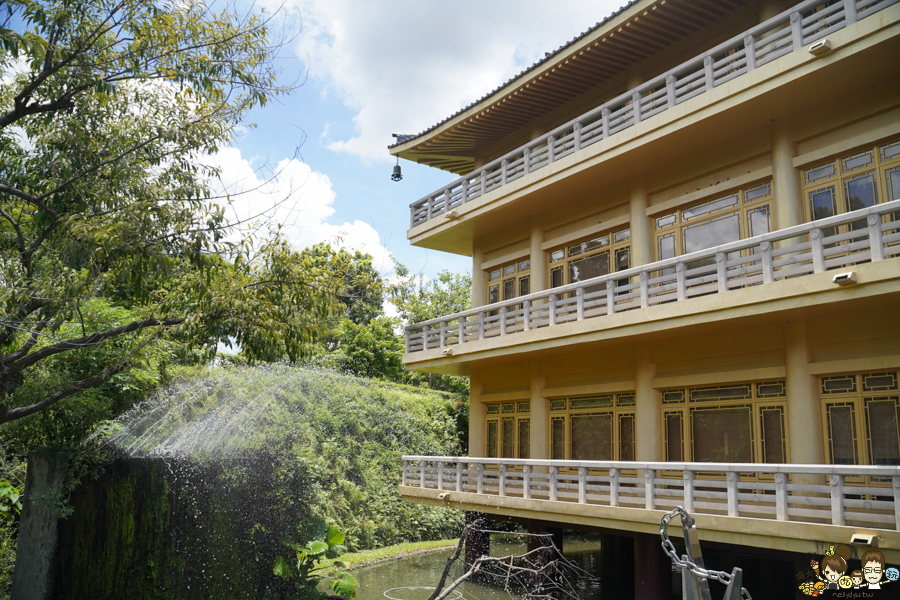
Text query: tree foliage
0 0 343 425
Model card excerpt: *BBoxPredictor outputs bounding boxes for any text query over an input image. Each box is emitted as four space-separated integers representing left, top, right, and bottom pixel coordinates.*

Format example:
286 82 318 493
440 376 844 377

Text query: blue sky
222 0 622 283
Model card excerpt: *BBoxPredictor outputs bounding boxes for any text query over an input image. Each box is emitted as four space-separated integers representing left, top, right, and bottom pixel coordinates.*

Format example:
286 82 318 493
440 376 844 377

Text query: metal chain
659 507 752 600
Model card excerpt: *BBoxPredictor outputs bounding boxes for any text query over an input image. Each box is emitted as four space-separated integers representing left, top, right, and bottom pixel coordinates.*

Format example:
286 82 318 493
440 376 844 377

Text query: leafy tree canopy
0 0 344 426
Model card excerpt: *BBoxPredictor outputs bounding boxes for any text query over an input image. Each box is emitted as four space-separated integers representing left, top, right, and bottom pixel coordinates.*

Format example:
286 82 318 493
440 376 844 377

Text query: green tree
388 262 472 325
329 317 404 381
0 0 342 426
300 244 384 327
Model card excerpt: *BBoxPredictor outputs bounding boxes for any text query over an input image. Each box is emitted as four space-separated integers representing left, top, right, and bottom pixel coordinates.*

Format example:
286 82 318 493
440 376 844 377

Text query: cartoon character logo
861 550 898 590
798 545 898 595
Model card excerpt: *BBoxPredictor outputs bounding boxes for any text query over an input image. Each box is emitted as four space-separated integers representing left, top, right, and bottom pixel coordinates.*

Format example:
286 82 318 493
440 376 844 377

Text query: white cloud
207 147 395 276
283 0 623 162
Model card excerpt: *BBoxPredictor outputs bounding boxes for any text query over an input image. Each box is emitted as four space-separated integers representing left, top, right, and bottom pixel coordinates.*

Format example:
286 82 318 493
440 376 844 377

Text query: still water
346 537 634 600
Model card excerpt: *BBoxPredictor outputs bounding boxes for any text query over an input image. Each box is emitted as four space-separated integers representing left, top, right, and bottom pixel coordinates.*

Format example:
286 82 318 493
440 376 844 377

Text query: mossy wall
54 456 294 599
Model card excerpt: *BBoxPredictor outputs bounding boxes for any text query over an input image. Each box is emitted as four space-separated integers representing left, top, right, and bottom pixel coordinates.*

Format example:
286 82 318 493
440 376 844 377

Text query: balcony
400 456 900 555
404 200 900 361
408 0 899 232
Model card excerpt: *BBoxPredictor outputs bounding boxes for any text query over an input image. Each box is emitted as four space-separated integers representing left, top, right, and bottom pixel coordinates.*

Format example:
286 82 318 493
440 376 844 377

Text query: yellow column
529 370 548 460
530 223 547 292
771 122 804 232
635 344 662 461
630 178 653 267
784 321 825 465
469 380 485 457
471 243 485 309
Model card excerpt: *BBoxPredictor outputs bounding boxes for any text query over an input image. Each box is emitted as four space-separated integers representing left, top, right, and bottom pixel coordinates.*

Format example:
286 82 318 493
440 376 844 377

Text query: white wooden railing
405 200 900 353
408 0 899 228
402 456 900 531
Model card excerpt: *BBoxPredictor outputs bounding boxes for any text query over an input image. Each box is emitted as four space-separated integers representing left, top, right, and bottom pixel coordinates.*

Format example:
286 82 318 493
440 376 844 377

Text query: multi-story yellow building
390 1 900 597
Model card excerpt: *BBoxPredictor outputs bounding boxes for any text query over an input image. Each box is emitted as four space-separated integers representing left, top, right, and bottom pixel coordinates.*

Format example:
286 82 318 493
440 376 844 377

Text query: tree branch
0 184 59 218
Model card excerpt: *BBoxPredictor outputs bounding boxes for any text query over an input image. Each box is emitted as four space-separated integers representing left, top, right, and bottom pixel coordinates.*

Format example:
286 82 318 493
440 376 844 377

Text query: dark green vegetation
47 366 464 599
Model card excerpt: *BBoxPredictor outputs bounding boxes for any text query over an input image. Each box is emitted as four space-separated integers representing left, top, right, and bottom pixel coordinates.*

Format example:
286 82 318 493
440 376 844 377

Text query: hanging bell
391 163 403 181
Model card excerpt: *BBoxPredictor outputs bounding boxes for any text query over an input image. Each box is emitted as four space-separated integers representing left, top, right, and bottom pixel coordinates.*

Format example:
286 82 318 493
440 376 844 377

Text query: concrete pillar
464 511 490 568
526 520 563 587
634 532 673 600
784 321 825 467
471 243 485 309
635 345 662 461
530 223 547 293
12 450 69 600
529 371 548 461
469 381 485 458
599 533 633 578
630 178 653 267
771 122 804 232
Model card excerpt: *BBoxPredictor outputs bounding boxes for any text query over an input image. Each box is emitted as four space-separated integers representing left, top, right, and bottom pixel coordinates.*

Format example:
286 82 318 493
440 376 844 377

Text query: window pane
666 413 683 462
569 252 609 293
809 187 837 220
571 414 613 460
551 418 566 460
569 236 609 257
866 398 900 466
682 193 739 222
518 260 531 272
748 205 771 238
691 407 753 463
503 264 516 276
805 162 837 185
489 269 501 281
519 276 530 297
550 266 564 289
550 249 565 263
487 420 499 458
842 150 874 173
826 404 858 465
656 213 677 229
503 278 515 301
502 417 516 459
744 182 772 203
616 248 630 271
760 408 785 463
614 228 631 243
518 419 530 459
488 284 499 305
683 212 741 255
844 172 877 215
619 414 635 462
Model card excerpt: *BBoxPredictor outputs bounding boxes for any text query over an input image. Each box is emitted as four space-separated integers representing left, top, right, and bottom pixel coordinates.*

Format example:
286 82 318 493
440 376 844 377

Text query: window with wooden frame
547 393 636 464
486 259 531 313
654 182 774 267
548 228 631 294
485 401 531 460
821 371 900 486
662 380 787 473
801 139 900 238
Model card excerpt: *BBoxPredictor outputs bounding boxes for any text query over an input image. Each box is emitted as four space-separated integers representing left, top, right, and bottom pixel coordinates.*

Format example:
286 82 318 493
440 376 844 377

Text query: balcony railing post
844 0 857 25
549 466 558 501
549 294 557 326
500 306 507 336
726 471 739 517
523 300 532 332
405 329 412 353
523 147 531 174
501 159 509 186
478 311 486 340
480 170 487 196
610 468 619 507
547 135 556 163
830 474 845 526
523 465 532 499
676 263 686 301
761 241 774 284
640 272 649 308
443 187 451 211
601 108 610 139
420 459 427 488
632 92 643 123
461 178 468 203
402 459 409 486
645 469 656 510
499 464 507 497
477 463 485 494
811 228 825 273
665 75 676 108
422 324 431 350
893 476 900 530
703 55 714 91
437 461 444 491
440 320 447 347
606 280 617 315
716 252 727 293
744 35 756 71
775 473 789 521
790 12 803 50
868 214 885 261
683 470 695 513
576 287 585 321
578 467 587 504
427 197 434 220
459 315 466 344
456 461 463 492
573 122 582 151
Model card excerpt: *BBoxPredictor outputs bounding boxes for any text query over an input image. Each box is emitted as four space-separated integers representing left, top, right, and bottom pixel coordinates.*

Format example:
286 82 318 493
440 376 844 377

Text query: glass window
551 417 566 460
485 258 530 308
487 420 499 458
865 397 900 466
691 406 753 463
502 417 516 458
682 193 739 222
683 212 741 255
760 407 786 463
518 419 530 460
826 403 858 465
748 205 771 238
665 413 684 462
619 414 635 462
571 414 613 460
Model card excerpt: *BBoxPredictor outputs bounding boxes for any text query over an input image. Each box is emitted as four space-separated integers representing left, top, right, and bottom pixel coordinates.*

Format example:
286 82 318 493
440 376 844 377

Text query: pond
346 536 635 600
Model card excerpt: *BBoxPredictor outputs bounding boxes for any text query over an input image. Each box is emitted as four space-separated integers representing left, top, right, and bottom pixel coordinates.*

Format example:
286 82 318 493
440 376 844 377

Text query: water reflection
348 537 634 600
